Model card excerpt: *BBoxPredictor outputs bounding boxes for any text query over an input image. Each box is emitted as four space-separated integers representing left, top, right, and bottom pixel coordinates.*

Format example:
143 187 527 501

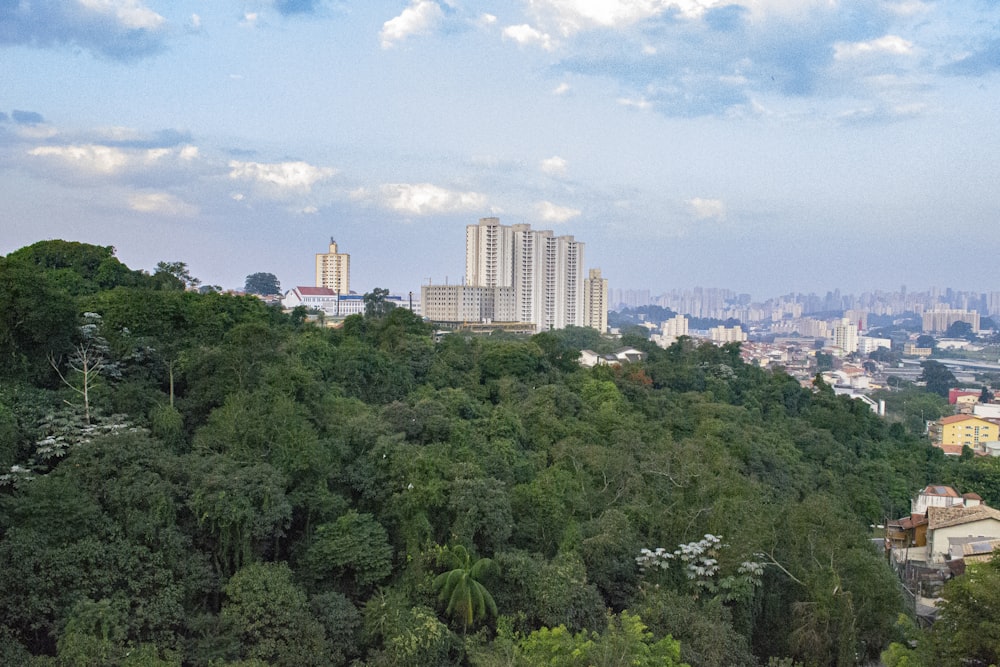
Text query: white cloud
14 124 58 140
540 156 568 175
502 24 555 50
379 183 487 215
552 82 571 95
381 1 444 49
299 206 319 214
29 144 131 174
28 143 201 176
535 200 581 223
228 160 337 195
526 0 708 36
129 192 197 216
77 0 165 30
688 197 726 220
618 96 652 110
834 35 914 60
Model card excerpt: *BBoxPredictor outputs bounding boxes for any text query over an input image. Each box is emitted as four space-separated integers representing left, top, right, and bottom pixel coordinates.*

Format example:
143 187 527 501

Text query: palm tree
432 545 498 633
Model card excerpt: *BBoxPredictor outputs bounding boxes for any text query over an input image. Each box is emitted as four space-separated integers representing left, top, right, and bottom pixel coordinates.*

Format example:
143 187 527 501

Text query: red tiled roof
940 414 983 425
920 485 961 498
294 286 337 296
899 514 928 530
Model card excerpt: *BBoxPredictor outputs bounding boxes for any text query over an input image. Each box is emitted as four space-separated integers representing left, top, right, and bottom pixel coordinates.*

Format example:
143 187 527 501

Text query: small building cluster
282 222 609 333
421 217 608 333
886 485 1000 623
281 238 413 322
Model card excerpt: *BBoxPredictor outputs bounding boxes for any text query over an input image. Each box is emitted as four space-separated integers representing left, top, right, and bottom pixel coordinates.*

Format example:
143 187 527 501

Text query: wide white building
283 287 410 318
420 285 516 323
709 325 747 343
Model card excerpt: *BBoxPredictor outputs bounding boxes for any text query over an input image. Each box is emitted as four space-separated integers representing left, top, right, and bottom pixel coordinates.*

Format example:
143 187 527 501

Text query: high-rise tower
463 218 585 332
315 238 350 294
584 268 608 333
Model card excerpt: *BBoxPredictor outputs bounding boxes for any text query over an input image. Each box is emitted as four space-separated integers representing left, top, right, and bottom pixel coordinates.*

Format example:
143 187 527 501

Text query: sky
2 0 1000 300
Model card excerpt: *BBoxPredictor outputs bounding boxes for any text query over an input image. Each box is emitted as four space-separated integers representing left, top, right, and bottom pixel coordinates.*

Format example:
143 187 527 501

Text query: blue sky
2 0 999 299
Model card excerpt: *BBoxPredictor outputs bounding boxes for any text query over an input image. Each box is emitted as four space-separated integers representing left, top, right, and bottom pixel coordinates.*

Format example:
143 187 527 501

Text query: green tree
944 320 976 341
0 257 77 381
155 261 201 290
364 287 396 318
815 352 834 372
300 510 394 597
363 590 456 667
244 272 281 296
919 360 957 397
433 545 499 633
222 562 328 666
924 554 1000 665
188 456 292 576
516 612 687 667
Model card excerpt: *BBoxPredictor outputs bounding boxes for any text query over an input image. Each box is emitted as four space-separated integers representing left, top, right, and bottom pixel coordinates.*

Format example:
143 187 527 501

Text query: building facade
932 414 1000 455
315 239 350 294
583 268 608 333
451 217 587 333
420 285 517 324
830 318 859 354
922 308 980 334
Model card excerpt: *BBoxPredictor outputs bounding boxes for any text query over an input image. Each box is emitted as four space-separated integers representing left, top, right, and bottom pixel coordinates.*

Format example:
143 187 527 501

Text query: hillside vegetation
2 241 998 666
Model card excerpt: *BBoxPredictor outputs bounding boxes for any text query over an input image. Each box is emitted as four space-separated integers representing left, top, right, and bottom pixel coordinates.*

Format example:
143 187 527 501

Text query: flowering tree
636 534 764 602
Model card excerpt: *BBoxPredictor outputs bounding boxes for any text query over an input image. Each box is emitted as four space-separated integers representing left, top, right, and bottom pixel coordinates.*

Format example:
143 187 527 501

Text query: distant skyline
3 1 1000 299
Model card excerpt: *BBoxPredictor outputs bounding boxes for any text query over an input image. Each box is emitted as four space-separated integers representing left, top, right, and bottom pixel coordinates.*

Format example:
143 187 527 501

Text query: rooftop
927 504 1000 530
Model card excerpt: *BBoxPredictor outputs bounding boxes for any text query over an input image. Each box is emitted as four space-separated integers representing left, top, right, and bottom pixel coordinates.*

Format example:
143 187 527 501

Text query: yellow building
315 238 350 294
934 414 999 455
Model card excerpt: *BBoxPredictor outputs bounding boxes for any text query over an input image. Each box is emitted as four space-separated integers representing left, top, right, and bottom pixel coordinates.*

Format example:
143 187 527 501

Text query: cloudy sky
2 0 999 299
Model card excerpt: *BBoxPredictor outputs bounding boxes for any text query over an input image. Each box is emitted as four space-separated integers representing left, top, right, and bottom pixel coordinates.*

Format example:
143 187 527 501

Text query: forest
2 240 1000 666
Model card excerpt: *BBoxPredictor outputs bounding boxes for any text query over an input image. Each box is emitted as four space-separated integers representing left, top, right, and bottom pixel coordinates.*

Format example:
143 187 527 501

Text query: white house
926 504 1000 562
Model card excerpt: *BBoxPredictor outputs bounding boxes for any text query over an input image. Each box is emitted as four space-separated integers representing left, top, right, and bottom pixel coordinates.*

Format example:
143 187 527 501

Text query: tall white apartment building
830 318 859 353
315 238 350 294
584 268 608 333
709 325 747 343
462 217 587 332
652 313 688 348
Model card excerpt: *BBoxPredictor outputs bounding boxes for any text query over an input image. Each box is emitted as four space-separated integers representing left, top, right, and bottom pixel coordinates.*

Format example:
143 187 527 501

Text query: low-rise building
927 504 1000 562
420 284 517 325
931 415 1000 455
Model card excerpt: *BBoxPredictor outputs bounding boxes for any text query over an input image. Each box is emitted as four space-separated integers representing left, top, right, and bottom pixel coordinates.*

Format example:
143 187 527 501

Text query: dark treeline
2 240 999 666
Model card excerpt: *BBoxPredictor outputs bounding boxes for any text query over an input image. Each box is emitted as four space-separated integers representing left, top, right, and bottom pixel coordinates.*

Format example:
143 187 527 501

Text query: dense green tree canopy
2 239 991 665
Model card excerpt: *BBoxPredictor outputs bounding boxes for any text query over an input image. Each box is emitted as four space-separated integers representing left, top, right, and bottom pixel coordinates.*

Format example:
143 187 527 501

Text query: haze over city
3 1 1000 298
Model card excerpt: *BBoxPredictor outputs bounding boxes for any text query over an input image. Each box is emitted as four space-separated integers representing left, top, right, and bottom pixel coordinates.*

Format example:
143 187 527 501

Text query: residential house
926 504 1000 562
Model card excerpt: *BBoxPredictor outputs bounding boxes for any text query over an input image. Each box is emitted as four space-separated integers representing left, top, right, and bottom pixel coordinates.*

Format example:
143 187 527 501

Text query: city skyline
3 1 1000 297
